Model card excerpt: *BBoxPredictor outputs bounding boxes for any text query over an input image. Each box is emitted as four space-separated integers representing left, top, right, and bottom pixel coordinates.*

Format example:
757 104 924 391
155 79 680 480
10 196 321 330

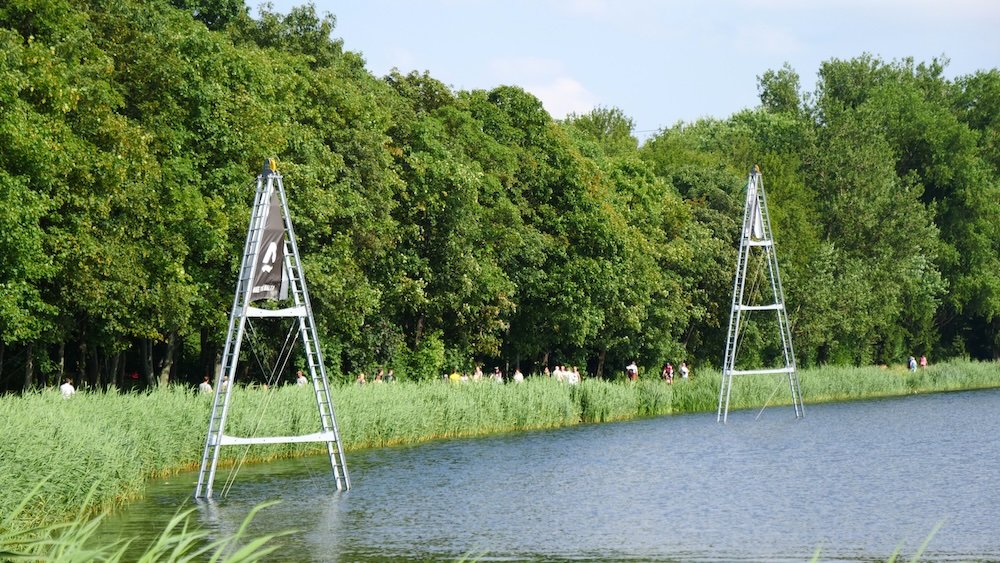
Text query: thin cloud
489 56 599 118
528 77 599 118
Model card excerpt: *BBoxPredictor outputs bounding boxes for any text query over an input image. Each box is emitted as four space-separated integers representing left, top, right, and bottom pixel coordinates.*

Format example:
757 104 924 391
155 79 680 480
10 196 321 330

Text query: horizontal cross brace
744 239 773 247
241 306 306 318
215 431 338 446
735 304 784 311
727 367 796 376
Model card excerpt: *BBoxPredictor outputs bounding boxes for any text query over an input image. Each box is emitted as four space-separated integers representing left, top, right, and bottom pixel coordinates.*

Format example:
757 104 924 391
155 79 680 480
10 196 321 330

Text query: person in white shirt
626 361 638 381
513 368 524 383
199 376 213 394
566 367 579 385
296 370 308 385
60 378 76 398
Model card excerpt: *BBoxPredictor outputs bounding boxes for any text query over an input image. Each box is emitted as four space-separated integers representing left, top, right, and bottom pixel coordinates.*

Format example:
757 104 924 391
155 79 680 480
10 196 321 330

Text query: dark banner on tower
250 191 287 301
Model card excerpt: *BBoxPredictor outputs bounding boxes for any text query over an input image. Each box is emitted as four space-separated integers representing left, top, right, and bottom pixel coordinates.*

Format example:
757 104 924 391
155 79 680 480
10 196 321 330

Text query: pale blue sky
260 0 999 140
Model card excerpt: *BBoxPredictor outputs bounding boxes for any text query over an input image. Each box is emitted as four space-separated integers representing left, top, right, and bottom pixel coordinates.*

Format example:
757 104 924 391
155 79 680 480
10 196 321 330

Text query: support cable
754 375 788 421
221 320 300 498
734 251 766 369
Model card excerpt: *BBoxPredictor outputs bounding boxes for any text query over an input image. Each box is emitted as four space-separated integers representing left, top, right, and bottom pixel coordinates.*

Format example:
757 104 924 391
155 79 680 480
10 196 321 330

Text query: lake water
97 389 1000 561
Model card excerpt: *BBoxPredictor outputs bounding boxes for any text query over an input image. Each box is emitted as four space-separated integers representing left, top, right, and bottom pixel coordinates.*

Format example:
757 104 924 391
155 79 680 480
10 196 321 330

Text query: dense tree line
1 0 998 391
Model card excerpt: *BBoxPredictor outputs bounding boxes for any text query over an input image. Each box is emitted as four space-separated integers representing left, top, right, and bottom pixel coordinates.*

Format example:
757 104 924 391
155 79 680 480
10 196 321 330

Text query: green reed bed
0 379 590 535
2 388 207 527
795 358 1000 404
2 359 999 547
572 378 640 422
696 358 1000 412
334 378 581 448
668 376 719 413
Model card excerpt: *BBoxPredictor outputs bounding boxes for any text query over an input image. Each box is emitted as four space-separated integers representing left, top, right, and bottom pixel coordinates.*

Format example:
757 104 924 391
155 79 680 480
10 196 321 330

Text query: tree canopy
1 1 998 391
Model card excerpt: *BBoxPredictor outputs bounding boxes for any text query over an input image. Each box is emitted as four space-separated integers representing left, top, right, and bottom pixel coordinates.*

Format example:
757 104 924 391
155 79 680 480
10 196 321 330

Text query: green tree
758 62 803 115
813 55 996 359
169 0 247 30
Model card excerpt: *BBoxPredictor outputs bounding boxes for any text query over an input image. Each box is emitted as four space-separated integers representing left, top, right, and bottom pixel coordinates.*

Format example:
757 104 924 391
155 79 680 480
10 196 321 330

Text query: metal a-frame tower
195 159 349 500
717 166 804 423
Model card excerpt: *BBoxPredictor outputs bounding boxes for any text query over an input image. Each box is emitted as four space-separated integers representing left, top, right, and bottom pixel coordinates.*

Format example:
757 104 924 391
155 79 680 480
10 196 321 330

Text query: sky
260 0 1000 140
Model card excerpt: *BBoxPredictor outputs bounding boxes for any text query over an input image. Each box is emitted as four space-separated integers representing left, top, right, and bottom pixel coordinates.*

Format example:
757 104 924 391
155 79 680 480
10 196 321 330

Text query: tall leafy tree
813 55 994 359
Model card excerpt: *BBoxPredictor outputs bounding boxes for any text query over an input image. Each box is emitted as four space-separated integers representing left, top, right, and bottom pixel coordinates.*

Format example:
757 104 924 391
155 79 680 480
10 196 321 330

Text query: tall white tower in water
195 159 350 499
717 166 803 423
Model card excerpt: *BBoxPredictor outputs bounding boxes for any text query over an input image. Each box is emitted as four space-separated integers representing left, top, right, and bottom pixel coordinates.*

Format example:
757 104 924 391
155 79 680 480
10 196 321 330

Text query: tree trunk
142 338 155 389
78 339 87 387
24 343 34 390
596 349 606 379
55 341 65 387
414 316 424 348
993 317 1000 361
157 332 176 387
0 341 5 387
38 347 48 389
88 347 99 389
200 326 216 380
110 352 121 390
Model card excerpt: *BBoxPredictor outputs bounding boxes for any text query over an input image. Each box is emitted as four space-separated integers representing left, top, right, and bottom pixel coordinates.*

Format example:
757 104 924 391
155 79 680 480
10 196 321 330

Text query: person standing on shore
60 378 76 398
626 361 638 381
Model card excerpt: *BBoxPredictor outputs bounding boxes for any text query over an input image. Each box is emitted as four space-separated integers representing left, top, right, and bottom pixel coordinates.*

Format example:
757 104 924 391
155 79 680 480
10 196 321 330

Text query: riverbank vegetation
1 484 284 562
2 1 1000 394
3 359 997 539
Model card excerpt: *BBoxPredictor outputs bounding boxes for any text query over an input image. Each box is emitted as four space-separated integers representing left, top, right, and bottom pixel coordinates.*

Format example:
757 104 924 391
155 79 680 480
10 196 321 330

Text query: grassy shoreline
2 359 998 536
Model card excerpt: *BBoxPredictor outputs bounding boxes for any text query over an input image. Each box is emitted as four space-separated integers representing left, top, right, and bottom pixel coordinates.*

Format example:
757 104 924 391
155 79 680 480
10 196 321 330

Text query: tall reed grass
0 479 284 561
2 358 997 547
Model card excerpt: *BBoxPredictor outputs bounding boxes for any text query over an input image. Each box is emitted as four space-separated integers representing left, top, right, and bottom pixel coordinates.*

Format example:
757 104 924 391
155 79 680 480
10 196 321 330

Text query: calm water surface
98 389 1000 561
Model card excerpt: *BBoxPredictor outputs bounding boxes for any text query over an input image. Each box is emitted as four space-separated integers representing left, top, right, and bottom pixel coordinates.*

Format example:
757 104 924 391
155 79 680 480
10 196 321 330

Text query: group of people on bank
543 365 581 384
52 348 937 398
659 361 690 383
626 360 690 383
907 354 929 372
447 365 522 383
355 368 396 384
